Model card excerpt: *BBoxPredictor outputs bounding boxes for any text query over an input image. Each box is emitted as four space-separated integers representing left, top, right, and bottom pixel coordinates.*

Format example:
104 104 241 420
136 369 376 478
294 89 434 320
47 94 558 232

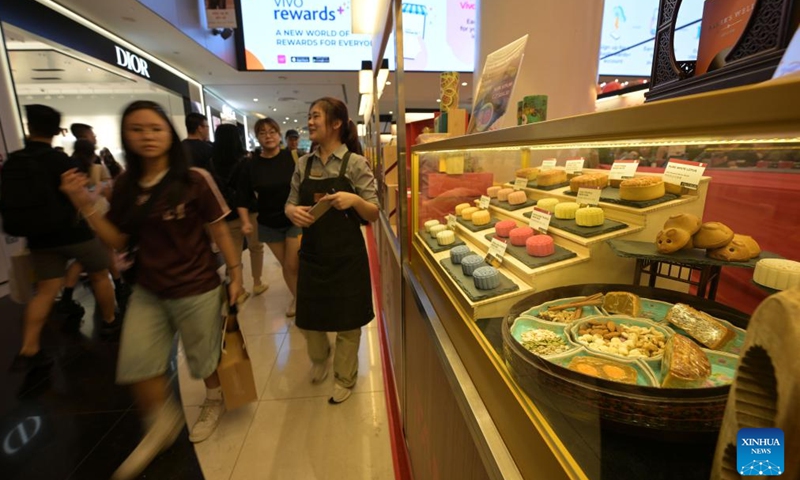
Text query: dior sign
115 46 151 79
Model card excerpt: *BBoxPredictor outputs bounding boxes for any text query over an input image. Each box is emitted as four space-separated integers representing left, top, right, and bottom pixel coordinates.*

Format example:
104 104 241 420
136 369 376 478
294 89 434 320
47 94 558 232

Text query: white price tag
513 177 528 190
527 207 552 234
446 214 457 229
663 159 706 190
479 195 491 209
565 158 585 175
540 159 557 171
577 187 601 206
609 160 639 180
487 238 508 264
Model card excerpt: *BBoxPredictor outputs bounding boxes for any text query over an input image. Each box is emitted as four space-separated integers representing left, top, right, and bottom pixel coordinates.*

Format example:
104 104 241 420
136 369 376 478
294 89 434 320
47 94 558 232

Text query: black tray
523 211 629 238
439 257 519 302
484 233 577 269
417 231 465 254
564 187 679 208
511 180 570 191
490 198 536 211
457 216 499 232
607 239 783 268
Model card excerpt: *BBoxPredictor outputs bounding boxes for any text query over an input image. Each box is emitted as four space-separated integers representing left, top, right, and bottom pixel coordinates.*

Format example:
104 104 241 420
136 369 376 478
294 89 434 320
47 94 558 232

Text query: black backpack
0 150 79 237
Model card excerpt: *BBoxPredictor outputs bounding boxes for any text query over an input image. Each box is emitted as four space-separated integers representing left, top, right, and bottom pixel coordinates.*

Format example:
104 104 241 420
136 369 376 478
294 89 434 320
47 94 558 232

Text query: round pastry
471 210 491 226
461 206 479 220
664 213 701 235
554 202 580 219
575 207 604 227
487 186 502 198
656 228 692 254
526 235 555 257
664 183 688 196
429 224 448 238
424 219 440 232
497 188 514 201
436 230 455 246
509 227 534 246
693 222 734 249
569 173 608 192
461 254 485 276
473 266 500 290
507 191 528 205
455 203 471 216
753 259 800 290
495 220 517 238
450 245 471 264
619 176 665 201
707 234 761 262
536 198 560 213
537 169 567 187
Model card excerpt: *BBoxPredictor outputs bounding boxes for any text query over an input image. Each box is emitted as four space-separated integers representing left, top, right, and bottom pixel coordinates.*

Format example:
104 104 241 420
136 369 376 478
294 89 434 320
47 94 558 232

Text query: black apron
295 151 374 332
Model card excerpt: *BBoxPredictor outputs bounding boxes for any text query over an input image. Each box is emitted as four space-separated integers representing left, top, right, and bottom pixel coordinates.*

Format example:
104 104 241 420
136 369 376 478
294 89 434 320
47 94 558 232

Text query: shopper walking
284 128 306 161
212 123 267 297
182 112 214 172
1 105 119 372
59 100 243 479
285 97 379 404
238 118 299 313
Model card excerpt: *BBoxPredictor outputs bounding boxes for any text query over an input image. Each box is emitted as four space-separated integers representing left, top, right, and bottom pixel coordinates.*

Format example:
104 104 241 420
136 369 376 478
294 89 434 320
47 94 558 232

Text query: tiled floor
178 250 394 480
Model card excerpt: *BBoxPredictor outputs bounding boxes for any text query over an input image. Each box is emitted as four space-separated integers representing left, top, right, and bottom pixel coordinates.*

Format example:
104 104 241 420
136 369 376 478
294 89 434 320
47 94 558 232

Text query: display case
407 76 800 479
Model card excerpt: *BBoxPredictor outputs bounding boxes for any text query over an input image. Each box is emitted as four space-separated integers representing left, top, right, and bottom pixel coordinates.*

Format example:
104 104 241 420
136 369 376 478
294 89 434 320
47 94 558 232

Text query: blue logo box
738 428 784 476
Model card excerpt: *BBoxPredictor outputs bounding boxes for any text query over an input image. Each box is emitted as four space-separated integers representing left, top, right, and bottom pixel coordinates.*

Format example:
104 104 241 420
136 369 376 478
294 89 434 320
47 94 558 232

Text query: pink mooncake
507 190 527 205
487 186 502 198
495 220 517 238
526 235 555 257
509 227 534 246
497 188 514 201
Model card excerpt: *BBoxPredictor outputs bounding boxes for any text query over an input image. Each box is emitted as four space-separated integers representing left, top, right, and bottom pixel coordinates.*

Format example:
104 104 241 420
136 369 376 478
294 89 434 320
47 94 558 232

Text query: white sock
207 386 223 401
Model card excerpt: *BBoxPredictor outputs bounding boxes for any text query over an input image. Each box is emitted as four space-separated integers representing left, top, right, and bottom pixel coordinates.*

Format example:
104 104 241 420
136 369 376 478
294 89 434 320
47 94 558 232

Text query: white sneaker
189 398 225 443
111 398 185 480
328 383 352 404
311 362 328 384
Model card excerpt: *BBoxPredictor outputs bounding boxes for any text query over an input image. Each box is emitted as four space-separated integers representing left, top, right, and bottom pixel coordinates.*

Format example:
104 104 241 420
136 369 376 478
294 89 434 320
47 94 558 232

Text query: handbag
120 177 170 285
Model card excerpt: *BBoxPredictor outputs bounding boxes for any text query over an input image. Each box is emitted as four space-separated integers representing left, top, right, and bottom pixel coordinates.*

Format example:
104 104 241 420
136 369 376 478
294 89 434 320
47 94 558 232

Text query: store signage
663 159 706 190
528 207 552 234
446 214 457 229
565 158 585 175
609 159 639 180
540 159 557 171
487 238 507 264
114 46 151 79
221 105 237 122
774 26 800 78
577 187 601 206
479 195 490 210
513 177 528 190
3 416 42 455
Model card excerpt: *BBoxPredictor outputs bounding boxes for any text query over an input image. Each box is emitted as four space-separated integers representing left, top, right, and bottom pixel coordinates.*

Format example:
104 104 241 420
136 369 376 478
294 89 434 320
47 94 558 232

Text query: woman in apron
285 97 379 404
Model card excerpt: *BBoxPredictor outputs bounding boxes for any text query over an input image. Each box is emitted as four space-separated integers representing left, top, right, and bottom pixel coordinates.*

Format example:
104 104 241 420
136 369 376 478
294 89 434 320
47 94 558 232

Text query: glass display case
406 76 800 479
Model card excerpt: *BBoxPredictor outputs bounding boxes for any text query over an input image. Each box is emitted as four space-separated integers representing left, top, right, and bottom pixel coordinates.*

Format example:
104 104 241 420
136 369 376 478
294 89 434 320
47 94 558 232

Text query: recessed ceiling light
285 117 290 120
253 98 259 102
282 121 286 124
461 82 468 86
272 108 277 112
386 81 391 85
436 99 441 102
389 111 393 114
87 67 92 72
294 119 298 122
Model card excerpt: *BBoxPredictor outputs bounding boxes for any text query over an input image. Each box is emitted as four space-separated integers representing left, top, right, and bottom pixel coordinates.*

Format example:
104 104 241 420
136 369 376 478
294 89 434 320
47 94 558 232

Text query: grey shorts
30 238 110 280
258 223 302 244
116 285 224 384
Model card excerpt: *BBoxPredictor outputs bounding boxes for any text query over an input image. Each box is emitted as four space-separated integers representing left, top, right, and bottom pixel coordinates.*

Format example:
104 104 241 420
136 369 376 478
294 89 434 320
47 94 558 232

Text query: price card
540 159 557 171
565 158 585 175
486 238 508 264
527 207 553 234
609 159 639 180
513 177 528 190
577 187 601 206
446 214 457 229
479 195 491 209
663 159 706 190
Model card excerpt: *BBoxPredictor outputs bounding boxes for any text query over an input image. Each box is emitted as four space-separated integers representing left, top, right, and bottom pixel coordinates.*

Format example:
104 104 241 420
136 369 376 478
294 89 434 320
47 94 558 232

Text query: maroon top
107 168 229 299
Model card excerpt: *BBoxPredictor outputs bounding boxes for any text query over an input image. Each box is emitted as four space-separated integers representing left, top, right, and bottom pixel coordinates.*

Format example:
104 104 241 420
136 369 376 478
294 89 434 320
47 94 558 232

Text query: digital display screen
240 0 476 72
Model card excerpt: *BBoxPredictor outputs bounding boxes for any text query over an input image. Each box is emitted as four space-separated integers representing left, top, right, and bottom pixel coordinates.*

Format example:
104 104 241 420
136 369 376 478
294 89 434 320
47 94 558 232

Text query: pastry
536 169 567 187
509 227 534 246
567 356 638 385
656 228 693 253
436 230 455 246
693 222 734 249
516 167 540 180
666 303 734 350
450 245 471 264
661 334 712 388
455 203 471 216
753 259 800 290
575 207 604 227
461 206 479 220
619 176 665 201
497 188 514 201
460 254 485 276
487 186 502 198
495 220 517 238
507 191 528 205
664 183 688 195
569 173 608 192
424 219 440 232
526 235 555 257
664 214 701 235
602 291 641 317
429 225 448 238
609 177 624 188
445 156 464 175
554 202 580 220
536 198 559 213
473 266 500 290
707 234 761 261
471 210 491 226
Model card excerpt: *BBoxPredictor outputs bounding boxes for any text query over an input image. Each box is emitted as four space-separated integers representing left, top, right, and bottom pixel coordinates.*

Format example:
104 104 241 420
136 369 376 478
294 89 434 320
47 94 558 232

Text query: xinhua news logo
737 428 784 476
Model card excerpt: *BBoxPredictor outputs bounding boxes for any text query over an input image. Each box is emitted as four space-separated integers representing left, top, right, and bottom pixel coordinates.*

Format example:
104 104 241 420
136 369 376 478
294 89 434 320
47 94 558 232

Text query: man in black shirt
182 112 214 172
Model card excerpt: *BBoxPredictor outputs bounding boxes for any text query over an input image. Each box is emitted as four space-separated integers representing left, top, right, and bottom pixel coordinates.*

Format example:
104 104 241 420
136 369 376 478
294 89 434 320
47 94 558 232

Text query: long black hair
114 100 190 208
212 123 245 182
309 97 362 155
71 139 95 175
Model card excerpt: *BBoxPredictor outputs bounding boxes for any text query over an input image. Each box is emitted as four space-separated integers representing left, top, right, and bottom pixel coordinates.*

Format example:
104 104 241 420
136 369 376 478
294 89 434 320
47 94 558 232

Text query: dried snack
665 303 734 350
519 329 571 356
576 319 666 359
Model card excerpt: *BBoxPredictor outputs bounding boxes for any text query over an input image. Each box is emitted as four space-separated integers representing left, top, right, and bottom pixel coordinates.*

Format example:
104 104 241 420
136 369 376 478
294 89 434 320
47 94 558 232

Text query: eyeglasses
258 130 280 137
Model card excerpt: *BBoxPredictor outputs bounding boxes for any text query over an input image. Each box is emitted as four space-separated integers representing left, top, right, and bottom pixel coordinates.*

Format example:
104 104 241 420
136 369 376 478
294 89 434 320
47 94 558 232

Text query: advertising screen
240 0 476 72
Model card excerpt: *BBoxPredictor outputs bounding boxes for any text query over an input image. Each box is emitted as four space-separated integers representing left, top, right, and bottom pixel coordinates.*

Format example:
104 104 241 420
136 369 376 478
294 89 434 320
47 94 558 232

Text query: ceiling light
87 67 92 72
359 60 373 95
253 98 259 102
282 121 286 124
376 59 389 98
389 111 393 114
462 82 468 86
386 81 391 85
285 117 290 120
294 119 298 123
436 99 441 103
273 108 277 112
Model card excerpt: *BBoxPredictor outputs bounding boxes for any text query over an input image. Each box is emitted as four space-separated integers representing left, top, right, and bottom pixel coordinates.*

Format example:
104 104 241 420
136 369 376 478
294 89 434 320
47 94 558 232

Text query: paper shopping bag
217 314 257 410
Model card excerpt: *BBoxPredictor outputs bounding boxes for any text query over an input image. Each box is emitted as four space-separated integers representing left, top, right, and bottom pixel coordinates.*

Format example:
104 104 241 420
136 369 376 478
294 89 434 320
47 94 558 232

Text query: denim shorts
258 223 302 243
116 285 223 384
